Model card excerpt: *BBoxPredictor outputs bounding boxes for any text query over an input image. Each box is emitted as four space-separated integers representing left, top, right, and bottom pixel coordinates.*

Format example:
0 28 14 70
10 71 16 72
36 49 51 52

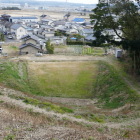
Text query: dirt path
11 55 107 62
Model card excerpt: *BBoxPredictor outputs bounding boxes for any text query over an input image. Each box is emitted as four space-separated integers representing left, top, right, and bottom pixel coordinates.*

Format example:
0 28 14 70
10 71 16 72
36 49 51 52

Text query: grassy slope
0 61 29 92
93 61 140 108
0 60 139 109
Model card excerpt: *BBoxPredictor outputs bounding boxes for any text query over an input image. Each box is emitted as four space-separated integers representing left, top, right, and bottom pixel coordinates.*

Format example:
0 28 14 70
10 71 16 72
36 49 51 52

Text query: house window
20 29 22 32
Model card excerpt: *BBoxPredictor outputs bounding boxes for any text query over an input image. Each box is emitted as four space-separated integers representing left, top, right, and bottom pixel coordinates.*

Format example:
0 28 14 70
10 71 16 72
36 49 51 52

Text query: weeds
93 61 140 108
4 134 15 140
0 100 4 103
9 95 74 114
74 113 104 123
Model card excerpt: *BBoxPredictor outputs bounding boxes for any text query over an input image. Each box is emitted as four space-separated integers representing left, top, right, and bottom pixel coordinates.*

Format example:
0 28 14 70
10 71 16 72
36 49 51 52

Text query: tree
0 33 5 41
46 39 54 54
90 0 140 74
72 34 84 41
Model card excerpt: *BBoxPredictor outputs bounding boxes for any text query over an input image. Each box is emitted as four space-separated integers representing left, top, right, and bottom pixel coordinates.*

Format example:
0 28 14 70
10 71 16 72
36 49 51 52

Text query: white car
35 53 43 57
7 35 13 39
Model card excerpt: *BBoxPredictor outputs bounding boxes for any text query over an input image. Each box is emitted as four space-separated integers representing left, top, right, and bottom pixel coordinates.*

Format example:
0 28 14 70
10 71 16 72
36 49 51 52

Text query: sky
35 0 98 4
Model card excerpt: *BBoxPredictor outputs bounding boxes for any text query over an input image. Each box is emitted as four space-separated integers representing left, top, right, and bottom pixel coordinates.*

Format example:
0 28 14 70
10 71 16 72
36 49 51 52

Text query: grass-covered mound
93 61 140 108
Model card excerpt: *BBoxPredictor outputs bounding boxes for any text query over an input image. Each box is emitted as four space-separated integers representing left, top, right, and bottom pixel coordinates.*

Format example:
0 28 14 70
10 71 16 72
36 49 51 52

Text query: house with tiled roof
19 43 42 55
20 34 46 54
10 24 27 39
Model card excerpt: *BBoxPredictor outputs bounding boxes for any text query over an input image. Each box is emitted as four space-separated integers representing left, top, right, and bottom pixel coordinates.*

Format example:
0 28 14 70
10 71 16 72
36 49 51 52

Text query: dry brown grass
0 103 113 140
0 9 89 20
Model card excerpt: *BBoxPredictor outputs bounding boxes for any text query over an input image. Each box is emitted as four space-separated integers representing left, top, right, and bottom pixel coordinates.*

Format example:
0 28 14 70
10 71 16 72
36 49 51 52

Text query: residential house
42 31 55 38
41 19 53 26
103 29 122 41
4 21 13 33
0 14 11 22
11 24 27 39
85 34 96 42
40 25 54 32
20 34 46 54
66 28 79 35
79 29 94 37
26 22 40 29
51 20 66 27
49 36 67 45
19 43 41 55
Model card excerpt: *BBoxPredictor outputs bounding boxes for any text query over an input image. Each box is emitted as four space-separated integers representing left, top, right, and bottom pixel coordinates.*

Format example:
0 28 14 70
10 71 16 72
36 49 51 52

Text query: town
0 11 95 55
0 0 122 57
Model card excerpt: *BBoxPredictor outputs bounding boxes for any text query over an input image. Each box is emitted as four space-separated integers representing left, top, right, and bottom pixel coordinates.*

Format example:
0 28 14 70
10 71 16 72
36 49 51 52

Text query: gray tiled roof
82 29 93 34
85 34 96 41
19 43 41 50
11 24 23 30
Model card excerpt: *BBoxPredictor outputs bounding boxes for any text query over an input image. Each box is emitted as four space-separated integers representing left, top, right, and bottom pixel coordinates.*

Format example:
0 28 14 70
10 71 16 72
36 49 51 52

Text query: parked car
35 53 43 57
7 35 13 39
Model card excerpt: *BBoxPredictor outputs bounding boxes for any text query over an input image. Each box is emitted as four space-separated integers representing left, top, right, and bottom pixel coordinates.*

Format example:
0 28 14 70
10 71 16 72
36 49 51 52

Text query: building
20 34 46 54
11 24 27 39
79 29 94 37
0 3 21 8
19 43 41 55
0 14 11 22
9 17 38 23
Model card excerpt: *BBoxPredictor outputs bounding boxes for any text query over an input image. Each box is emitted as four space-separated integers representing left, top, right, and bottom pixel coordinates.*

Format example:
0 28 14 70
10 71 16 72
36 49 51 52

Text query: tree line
90 0 140 74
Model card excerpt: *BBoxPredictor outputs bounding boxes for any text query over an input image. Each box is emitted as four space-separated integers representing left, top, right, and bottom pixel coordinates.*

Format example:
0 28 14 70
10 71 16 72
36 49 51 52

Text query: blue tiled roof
70 37 77 40
72 18 85 22
10 17 38 20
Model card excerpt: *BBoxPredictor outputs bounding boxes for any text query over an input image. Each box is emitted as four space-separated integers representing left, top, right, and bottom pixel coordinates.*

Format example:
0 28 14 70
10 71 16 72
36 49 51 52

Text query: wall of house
0 25 6 32
45 33 54 38
25 39 37 45
51 39 65 45
13 27 27 40
20 46 39 54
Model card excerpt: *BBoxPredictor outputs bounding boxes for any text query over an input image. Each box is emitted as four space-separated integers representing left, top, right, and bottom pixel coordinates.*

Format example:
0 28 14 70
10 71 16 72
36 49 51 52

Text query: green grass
9 94 73 114
10 46 18 50
28 62 96 98
74 113 105 123
0 61 97 98
93 61 140 108
0 60 139 109
0 61 31 93
4 134 15 140
0 100 4 103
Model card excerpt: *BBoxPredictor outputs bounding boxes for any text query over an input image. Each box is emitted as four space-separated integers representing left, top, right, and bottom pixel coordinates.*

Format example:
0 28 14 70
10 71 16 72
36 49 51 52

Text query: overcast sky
35 0 98 4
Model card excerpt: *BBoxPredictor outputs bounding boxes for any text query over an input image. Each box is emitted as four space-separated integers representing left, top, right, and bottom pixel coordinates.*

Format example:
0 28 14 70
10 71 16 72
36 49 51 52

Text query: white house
11 24 27 39
103 29 122 41
49 36 67 45
79 29 94 37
